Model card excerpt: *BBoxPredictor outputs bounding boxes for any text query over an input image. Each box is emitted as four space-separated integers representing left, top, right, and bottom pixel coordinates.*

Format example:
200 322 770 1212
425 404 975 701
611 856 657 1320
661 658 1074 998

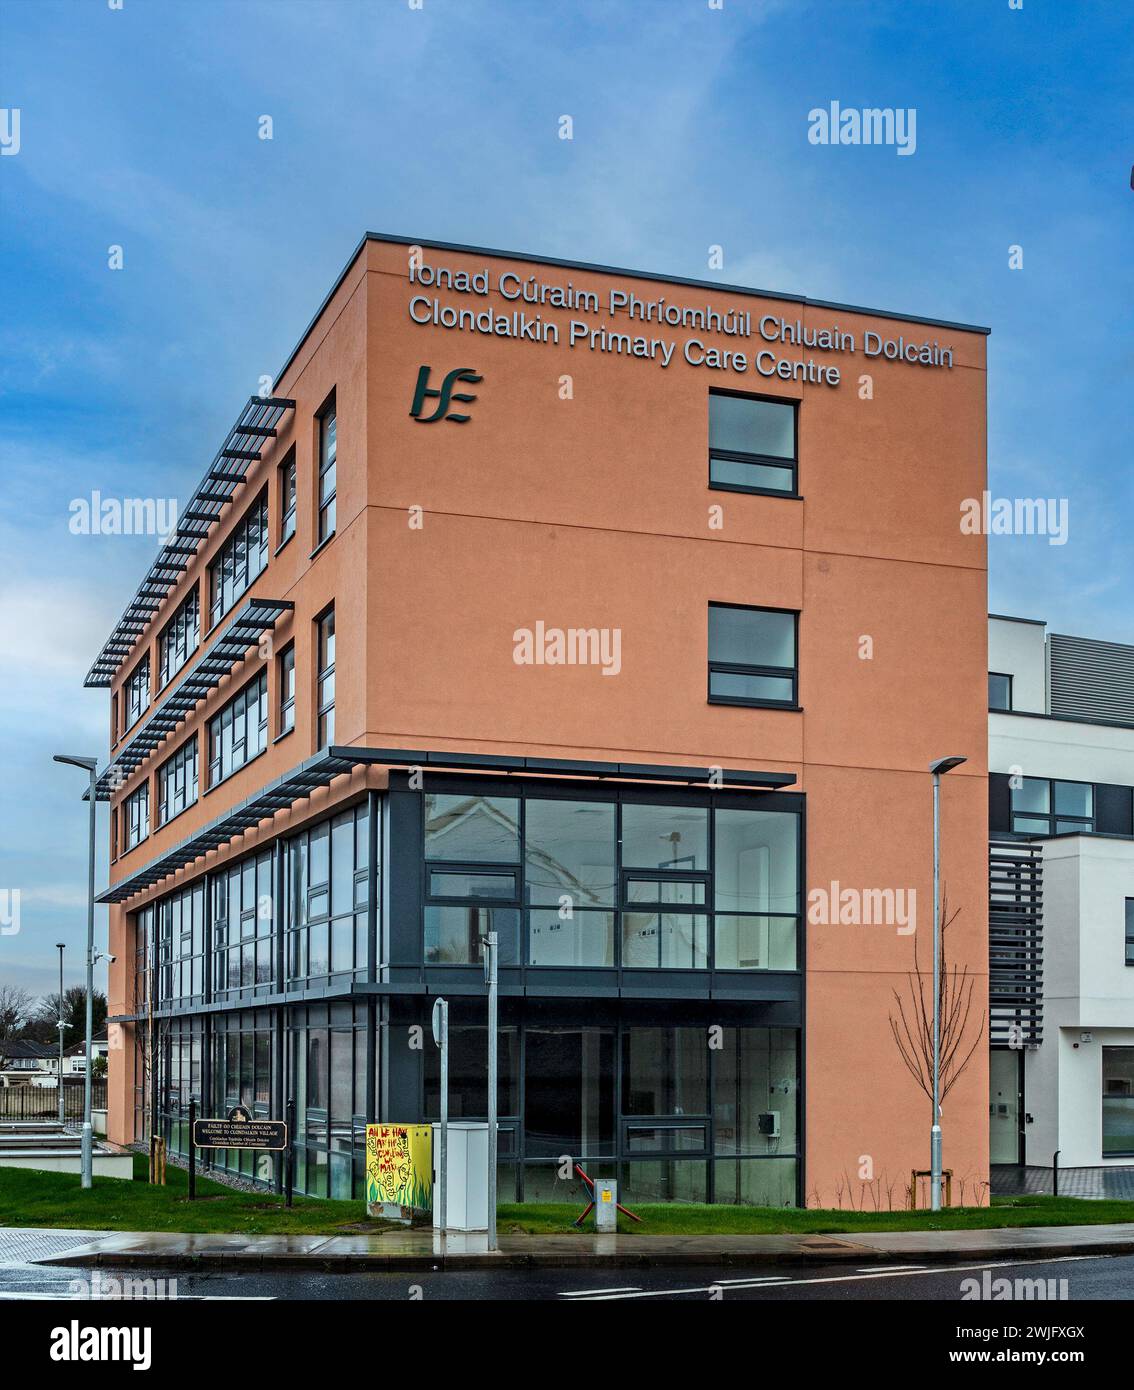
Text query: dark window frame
277 641 296 738
156 735 199 828
708 389 799 499
1126 898 1134 968
278 448 297 548
124 653 150 730
207 489 269 630
206 669 269 789
316 605 335 748
1103 1045 1134 1157
124 780 150 851
989 671 1013 712
158 587 200 692
317 394 337 546
707 601 799 710
418 776 804 975
1010 776 1095 836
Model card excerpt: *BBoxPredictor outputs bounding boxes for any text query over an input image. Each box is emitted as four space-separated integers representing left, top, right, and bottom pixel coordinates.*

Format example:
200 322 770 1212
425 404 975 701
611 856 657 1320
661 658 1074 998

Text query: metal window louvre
84 396 295 687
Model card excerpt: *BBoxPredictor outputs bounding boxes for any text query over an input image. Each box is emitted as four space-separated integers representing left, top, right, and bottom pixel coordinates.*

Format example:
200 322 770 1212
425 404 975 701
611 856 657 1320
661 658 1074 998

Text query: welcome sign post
188 1101 289 1201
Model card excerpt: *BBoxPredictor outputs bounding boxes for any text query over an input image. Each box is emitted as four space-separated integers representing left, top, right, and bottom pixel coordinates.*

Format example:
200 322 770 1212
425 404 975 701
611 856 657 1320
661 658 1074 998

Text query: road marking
0 1290 274 1302
711 1277 793 1286
558 1253 1111 1300
857 1264 926 1272
559 1286 642 1298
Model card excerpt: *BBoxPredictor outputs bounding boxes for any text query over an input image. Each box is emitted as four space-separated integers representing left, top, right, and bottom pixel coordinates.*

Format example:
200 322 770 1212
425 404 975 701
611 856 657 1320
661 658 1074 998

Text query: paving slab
22 1221 1134 1272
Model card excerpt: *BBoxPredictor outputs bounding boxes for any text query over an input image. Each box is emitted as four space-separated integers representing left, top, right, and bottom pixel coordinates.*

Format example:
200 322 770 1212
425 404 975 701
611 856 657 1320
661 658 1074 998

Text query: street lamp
929 755 966 1213
480 929 498 1251
56 943 66 1127
53 753 98 1190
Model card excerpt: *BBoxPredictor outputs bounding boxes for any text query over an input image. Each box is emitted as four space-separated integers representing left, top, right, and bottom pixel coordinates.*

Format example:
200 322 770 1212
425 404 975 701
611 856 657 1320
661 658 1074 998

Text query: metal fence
0 1084 108 1122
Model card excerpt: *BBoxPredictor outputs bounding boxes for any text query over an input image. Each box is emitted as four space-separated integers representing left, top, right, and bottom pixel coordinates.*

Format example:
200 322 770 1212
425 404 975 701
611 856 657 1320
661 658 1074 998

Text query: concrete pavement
16 1221 1134 1273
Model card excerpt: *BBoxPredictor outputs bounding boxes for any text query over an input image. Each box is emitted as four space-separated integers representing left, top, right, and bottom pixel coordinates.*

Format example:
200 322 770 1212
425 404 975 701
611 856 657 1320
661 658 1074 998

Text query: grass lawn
3 1159 1134 1237
498 1195 1134 1236
0 1155 384 1236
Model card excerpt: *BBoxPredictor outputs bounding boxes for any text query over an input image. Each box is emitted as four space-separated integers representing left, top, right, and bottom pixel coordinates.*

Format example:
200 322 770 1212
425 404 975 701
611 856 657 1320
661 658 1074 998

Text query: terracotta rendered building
93 234 989 1206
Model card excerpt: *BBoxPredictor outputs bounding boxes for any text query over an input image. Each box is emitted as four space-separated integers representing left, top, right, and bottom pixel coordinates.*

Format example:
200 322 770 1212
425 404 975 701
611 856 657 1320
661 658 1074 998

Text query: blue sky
1 0 1131 998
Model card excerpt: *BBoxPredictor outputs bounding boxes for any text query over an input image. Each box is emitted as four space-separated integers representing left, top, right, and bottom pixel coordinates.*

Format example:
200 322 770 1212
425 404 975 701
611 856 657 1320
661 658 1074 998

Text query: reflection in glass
622 913 708 969
425 794 520 863
524 799 615 907
714 809 799 914
424 905 519 965
621 803 708 871
714 915 797 970
527 910 614 966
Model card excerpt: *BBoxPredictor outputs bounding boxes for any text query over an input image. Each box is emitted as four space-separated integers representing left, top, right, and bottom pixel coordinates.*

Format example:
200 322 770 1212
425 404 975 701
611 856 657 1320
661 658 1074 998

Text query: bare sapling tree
890 888 985 1110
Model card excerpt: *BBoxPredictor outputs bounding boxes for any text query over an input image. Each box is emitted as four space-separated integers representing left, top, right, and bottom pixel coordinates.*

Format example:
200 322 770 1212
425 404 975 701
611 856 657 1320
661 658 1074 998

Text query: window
316 608 335 747
708 392 797 495
285 805 370 983
125 782 149 850
278 643 296 736
425 793 520 863
318 401 336 544
208 491 268 627
156 737 198 827
111 691 119 746
158 589 199 689
207 670 268 786
989 672 1013 712
421 786 801 974
1103 1048 1134 1156
708 603 798 708
156 881 206 1005
124 656 150 729
279 450 297 546
1010 777 1094 835
212 850 276 998
1126 900 1134 967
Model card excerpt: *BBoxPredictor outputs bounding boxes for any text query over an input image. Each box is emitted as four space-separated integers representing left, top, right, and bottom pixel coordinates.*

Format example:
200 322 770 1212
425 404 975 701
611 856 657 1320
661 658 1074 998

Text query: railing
0 1083 108 1122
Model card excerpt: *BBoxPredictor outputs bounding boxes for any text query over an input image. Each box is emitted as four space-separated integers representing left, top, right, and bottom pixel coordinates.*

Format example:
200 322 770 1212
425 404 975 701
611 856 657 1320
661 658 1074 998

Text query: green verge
2 1158 1133 1237
498 1196 1134 1235
0 1155 387 1236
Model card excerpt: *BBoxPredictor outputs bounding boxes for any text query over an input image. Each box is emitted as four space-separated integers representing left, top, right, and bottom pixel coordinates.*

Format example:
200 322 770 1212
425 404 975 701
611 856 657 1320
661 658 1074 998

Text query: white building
989 615 1134 1169
0 1041 60 1088
64 1031 110 1075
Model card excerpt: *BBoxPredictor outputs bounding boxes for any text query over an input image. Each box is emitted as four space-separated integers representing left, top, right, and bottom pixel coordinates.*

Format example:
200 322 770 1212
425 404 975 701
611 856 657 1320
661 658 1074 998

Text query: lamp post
56 943 66 1126
53 754 98 1190
481 929 498 1251
928 755 966 1213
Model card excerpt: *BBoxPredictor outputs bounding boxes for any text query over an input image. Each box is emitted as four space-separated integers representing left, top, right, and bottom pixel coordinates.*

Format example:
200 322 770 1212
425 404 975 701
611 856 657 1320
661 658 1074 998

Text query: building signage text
407 261 957 389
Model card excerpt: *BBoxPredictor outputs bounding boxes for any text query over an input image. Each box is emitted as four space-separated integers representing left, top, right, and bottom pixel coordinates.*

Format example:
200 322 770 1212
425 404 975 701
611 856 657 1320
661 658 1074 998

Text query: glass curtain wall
422 788 800 972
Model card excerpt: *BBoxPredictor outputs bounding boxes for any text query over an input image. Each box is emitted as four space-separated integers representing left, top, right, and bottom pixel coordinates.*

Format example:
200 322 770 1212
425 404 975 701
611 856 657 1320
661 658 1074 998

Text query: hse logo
409 365 482 423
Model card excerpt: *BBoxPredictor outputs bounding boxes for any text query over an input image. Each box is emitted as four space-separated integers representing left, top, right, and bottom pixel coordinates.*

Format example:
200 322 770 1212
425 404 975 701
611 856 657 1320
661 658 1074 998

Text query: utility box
594 1178 618 1232
432 1121 490 1232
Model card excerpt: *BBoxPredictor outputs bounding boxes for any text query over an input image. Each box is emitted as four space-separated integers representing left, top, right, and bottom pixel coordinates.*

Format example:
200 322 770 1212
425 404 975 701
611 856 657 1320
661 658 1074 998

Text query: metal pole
57 944 66 1127
484 930 498 1250
931 772 942 1213
285 1096 295 1208
81 766 96 1189
437 999 449 1236
188 1098 196 1200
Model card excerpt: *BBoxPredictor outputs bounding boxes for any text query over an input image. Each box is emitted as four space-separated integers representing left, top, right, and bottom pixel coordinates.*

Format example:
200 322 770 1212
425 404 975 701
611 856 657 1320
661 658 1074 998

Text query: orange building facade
94 235 989 1207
